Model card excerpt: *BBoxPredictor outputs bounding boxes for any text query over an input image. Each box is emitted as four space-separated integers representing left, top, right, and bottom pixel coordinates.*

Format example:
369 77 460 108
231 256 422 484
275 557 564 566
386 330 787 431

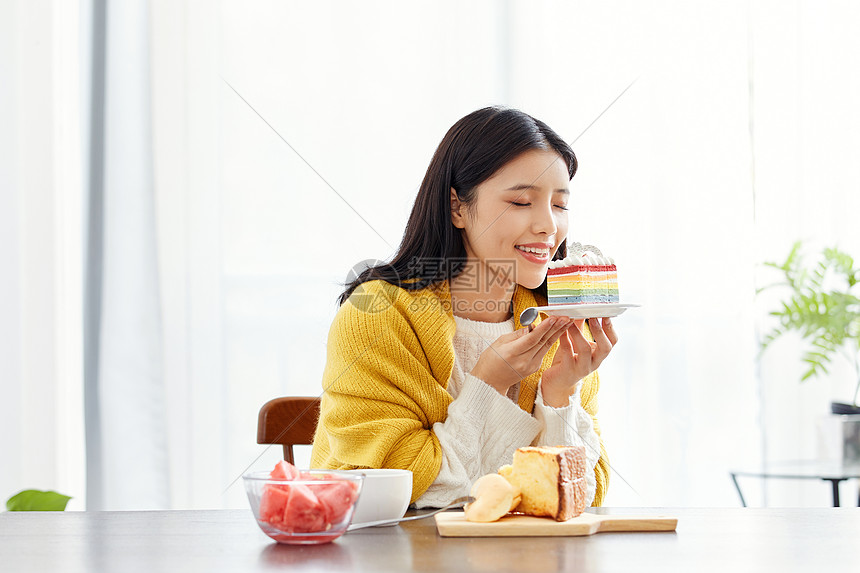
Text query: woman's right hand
470 316 574 394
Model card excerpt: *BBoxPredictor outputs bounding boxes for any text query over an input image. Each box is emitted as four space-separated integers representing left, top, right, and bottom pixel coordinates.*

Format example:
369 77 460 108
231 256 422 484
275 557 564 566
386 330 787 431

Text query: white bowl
344 469 412 525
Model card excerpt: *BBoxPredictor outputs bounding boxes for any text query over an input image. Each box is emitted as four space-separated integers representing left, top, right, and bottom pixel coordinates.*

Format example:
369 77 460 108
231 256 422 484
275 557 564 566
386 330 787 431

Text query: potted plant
759 241 860 415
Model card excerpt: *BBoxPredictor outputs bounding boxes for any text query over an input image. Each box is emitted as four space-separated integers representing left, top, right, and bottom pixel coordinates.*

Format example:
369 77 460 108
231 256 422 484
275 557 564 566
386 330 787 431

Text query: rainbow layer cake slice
547 242 619 305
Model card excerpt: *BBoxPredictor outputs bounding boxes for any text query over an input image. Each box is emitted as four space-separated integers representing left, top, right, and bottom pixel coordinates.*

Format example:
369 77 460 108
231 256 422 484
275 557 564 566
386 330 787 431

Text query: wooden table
1 507 858 572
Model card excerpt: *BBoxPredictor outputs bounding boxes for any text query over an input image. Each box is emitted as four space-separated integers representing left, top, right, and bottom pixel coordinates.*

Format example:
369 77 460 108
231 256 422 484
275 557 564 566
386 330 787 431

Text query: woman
310 106 616 507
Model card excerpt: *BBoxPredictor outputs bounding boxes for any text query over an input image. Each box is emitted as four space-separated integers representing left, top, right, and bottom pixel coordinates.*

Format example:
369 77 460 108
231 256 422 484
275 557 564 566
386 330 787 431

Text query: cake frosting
547 242 619 305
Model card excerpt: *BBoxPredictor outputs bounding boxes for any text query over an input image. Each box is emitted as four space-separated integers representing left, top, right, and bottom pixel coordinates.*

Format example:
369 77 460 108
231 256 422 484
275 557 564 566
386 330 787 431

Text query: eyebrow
504 184 570 196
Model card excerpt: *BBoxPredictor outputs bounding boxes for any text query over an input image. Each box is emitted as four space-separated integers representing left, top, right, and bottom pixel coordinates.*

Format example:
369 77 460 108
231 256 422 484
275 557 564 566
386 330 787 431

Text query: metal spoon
347 496 474 531
519 306 554 326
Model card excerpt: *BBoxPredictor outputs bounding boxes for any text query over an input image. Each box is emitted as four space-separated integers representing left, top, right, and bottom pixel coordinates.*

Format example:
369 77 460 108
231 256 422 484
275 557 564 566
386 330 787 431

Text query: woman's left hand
540 317 618 408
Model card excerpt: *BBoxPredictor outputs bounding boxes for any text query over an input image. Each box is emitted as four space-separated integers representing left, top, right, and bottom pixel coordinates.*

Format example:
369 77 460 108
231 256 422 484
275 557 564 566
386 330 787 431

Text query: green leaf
5 489 72 511
758 240 860 400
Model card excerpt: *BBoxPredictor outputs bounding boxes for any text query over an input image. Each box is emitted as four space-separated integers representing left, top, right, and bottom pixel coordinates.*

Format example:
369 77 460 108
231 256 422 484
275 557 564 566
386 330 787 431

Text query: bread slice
498 445 586 521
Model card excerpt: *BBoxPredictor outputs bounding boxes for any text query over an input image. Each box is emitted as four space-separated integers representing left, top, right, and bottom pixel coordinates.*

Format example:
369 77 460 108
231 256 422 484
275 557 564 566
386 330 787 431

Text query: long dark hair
338 106 578 306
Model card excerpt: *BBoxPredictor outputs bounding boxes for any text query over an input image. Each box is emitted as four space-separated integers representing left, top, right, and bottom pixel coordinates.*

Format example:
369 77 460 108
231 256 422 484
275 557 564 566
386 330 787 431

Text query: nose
531 201 557 236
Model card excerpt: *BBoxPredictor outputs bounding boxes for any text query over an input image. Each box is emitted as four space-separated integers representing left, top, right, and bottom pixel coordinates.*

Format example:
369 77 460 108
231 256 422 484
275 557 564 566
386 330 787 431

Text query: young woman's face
451 148 571 290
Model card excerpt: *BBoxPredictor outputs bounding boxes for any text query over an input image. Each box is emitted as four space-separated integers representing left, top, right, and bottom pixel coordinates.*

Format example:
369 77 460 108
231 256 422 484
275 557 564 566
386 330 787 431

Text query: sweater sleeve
414 373 541 508
532 382 601 507
311 283 475 504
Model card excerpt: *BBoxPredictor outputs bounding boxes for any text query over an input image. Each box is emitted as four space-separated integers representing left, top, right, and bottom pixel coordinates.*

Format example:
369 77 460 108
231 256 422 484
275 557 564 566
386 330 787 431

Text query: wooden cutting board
435 511 678 537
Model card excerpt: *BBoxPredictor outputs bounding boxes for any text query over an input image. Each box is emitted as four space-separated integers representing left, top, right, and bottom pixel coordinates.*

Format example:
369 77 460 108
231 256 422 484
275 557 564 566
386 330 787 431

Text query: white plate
530 303 641 320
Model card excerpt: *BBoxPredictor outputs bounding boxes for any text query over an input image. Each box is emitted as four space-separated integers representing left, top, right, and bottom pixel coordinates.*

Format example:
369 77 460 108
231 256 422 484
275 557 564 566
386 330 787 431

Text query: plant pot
816 414 860 465
830 401 860 415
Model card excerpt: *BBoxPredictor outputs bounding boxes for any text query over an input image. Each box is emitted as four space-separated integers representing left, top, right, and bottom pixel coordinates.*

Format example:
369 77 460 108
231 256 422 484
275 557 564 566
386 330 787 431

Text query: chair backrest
257 396 321 464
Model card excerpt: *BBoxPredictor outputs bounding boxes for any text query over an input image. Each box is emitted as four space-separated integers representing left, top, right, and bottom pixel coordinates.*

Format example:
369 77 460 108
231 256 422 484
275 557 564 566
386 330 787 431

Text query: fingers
540 318 571 347
537 317 572 355
567 320 593 368
505 324 535 342
556 328 573 354
511 316 565 353
541 316 619 389
586 318 610 369
585 317 619 370
511 315 617 368
602 317 619 346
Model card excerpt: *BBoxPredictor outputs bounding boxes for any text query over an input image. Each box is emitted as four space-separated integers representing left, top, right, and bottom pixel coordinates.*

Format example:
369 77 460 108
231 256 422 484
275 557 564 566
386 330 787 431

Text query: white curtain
87 0 223 510
84 0 170 510
213 0 860 508
213 0 761 508
0 0 86 510
3 0 859 511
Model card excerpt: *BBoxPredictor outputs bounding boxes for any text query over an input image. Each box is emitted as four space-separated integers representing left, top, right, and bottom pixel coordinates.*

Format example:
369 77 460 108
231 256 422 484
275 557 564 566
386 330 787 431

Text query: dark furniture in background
256 396 321 464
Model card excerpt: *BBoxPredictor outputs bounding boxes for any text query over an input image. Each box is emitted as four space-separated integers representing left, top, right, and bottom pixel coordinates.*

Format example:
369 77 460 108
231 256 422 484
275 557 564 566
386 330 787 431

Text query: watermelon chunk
313 481 359 524
259 484 291 526
256 460 356 541
270 460 300 481
299 470 335 480
284 483 327 533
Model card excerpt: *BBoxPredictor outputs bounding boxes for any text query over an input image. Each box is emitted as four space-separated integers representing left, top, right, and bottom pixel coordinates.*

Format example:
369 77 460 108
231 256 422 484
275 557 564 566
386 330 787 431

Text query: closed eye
511 201 568 211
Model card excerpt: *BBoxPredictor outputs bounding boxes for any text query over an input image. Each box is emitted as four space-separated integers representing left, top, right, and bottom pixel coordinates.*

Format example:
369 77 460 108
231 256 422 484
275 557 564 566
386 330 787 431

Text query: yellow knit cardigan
310 278 610 505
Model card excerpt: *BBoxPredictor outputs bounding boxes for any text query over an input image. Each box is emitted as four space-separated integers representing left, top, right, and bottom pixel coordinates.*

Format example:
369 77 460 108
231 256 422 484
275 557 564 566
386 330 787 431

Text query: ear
450 187 466 229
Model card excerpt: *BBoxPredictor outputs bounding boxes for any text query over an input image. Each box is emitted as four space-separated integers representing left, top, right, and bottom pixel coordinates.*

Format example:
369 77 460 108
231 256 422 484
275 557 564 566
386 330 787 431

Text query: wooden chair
257 396 321 464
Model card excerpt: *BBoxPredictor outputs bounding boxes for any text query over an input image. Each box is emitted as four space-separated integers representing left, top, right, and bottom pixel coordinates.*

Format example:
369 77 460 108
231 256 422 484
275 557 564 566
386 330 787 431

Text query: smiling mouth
515 245 551 258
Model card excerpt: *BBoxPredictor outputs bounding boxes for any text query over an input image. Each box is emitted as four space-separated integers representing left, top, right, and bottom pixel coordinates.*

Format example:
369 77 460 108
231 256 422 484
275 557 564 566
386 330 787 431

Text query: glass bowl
243 469 364 545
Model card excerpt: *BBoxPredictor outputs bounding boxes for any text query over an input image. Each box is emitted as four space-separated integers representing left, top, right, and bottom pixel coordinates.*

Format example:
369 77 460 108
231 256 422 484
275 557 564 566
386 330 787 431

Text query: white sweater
414 314 601 509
